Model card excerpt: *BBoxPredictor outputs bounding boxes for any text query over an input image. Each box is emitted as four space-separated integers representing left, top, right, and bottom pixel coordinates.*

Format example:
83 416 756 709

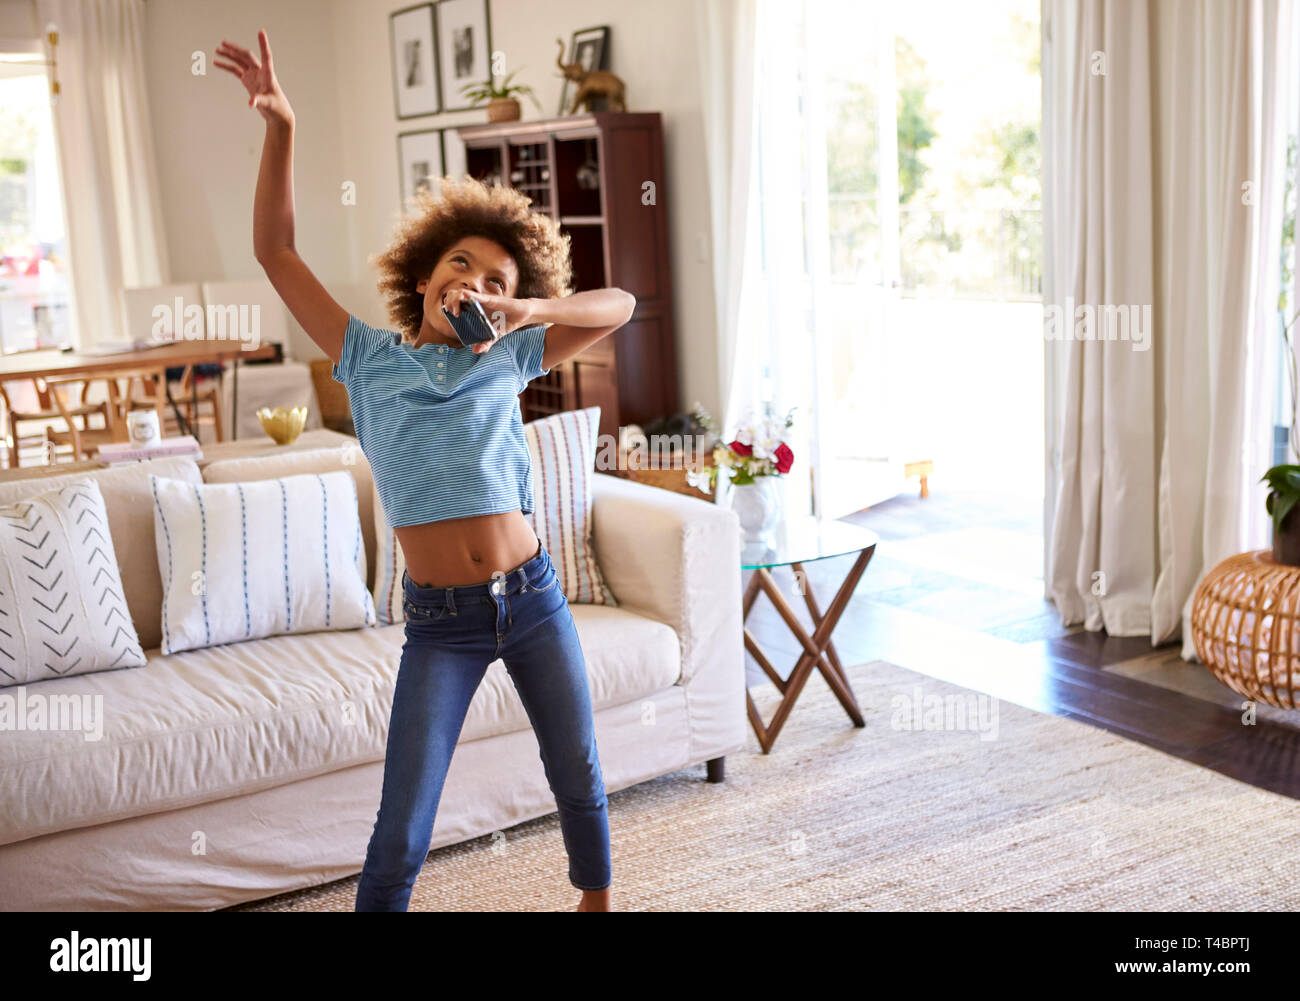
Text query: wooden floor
742 487 1300 800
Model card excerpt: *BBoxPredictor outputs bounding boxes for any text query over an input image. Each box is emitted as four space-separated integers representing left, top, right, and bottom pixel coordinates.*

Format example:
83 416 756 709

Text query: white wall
134 0 718 417
326 0 717 417
0 0 37 40
141 0 354 361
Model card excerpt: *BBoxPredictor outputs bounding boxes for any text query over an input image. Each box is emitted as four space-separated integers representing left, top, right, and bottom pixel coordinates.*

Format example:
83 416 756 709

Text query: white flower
685 468 712 493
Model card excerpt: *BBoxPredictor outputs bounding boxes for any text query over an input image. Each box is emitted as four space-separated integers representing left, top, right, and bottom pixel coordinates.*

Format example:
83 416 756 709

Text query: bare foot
576 887 611 911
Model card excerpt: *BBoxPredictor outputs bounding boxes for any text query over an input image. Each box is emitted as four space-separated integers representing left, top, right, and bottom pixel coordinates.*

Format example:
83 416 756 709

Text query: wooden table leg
232 356 240 440
743 544 876 753
791 558 871 723
742 570 787 691
105 377 127 441
191 368 200 443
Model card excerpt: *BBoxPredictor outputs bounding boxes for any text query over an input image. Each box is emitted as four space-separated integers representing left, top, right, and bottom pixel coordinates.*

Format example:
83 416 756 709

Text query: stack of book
96 435 202 464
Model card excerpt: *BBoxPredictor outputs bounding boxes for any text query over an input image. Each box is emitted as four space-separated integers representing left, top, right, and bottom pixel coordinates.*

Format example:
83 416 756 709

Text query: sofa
0 434 745 910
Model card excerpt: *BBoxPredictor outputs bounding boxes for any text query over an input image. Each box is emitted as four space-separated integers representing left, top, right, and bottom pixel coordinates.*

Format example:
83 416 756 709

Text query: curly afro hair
371 175 574 343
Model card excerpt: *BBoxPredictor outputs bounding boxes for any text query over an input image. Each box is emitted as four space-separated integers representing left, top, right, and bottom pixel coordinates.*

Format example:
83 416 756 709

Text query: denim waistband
402 539 547 605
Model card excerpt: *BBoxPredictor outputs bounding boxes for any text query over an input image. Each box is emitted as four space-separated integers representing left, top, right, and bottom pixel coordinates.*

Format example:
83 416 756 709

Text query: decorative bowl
257 405 308 445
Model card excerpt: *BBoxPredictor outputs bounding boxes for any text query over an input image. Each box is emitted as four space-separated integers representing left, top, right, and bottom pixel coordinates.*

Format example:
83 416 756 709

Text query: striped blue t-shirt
331 314 550 528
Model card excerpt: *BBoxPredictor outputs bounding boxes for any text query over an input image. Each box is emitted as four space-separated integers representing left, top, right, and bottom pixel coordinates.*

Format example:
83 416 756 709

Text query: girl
216 30 633 912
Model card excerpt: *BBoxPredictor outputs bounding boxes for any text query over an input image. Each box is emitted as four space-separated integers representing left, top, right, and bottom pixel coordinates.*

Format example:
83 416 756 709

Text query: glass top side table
741 514 879 753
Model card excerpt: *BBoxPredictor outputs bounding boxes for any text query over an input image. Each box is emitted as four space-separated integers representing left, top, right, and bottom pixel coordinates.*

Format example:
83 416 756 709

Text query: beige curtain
36 0 170 346
1043 0 1292 654
694 0 761 445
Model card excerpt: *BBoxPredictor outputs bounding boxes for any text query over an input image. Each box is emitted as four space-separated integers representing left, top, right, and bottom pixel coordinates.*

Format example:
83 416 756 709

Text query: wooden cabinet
454 112 678 442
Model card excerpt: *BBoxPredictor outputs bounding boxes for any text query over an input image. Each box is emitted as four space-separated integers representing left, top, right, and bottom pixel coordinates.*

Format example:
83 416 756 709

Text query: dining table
0 340 279 450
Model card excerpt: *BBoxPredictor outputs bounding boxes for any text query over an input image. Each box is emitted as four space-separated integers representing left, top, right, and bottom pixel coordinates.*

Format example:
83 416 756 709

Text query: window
749 0 1043 518
0 56 71 353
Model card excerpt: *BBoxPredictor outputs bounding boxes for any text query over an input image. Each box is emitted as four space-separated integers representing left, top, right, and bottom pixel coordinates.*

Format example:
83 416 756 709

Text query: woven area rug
229 659 1300 911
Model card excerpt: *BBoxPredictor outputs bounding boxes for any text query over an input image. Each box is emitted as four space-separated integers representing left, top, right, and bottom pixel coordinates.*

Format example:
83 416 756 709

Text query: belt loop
445 587 456 615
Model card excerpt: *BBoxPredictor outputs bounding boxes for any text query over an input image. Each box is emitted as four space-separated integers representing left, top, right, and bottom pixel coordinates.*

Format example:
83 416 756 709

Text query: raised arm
215 30 348 363
448 286 637 367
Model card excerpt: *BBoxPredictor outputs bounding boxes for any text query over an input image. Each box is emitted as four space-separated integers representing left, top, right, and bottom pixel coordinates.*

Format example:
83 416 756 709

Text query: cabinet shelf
457 113 678 438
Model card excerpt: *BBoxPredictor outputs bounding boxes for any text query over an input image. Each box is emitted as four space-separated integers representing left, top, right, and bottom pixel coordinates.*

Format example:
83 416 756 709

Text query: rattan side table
1191 549 1300 709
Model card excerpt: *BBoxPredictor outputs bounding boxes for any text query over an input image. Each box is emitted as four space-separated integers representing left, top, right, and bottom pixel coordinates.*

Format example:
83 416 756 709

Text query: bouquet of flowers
687 402 796 494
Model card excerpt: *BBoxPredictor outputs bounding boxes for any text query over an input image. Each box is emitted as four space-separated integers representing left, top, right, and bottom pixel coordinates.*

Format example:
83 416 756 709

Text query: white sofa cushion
0 478 146 684
0 603 679 846
0 456 203 652
150 470 376 655
200 444 378 593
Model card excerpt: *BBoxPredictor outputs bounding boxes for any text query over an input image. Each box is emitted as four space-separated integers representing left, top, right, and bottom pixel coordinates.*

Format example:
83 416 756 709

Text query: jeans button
492 581 503 595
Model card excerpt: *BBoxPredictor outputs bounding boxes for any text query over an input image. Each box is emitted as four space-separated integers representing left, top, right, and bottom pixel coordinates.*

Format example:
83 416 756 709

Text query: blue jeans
354 539 611 911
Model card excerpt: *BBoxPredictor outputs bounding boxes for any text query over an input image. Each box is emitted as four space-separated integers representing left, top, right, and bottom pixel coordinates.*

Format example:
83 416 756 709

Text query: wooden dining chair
0 376 118 466
102 366 168 431
168 363 226 442
107 364 225 443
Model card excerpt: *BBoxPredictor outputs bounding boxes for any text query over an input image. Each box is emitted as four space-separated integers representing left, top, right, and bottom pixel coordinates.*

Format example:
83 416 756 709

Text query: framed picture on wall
390 3 440 118
436 0 492 113
397 128 445 208
558 25 610 116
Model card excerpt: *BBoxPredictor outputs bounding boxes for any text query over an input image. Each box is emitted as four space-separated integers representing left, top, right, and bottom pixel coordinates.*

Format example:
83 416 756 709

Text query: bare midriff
395 509 541 587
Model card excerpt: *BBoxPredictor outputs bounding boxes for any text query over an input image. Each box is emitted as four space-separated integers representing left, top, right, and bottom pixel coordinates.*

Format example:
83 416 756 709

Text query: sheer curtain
1042 0 1293 653
35 0 170 347
695 0 762 465
695 0 865 518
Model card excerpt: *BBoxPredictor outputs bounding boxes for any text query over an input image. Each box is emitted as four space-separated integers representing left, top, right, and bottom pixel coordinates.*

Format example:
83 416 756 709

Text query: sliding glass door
750 0 1043 519
753 0 909 520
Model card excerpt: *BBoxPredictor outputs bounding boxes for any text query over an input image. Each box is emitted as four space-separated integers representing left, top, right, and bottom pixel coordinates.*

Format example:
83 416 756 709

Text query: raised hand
215 29 294 129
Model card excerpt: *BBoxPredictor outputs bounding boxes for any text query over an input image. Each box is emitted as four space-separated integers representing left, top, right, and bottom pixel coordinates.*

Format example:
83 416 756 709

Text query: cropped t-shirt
331 314 550 528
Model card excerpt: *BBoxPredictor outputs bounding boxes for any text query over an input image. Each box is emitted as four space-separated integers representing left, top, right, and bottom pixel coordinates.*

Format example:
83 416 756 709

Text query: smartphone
442 296 499 346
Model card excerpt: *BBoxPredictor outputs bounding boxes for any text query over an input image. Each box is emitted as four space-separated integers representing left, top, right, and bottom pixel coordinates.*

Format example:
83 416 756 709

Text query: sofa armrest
590 473 742 690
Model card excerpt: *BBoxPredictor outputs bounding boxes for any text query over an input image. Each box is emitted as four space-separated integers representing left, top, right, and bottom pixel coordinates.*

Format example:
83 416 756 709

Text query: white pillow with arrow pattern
0 478 146 686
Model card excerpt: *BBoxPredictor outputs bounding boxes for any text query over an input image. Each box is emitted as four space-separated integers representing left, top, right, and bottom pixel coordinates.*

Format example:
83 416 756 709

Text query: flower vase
730 476 782 544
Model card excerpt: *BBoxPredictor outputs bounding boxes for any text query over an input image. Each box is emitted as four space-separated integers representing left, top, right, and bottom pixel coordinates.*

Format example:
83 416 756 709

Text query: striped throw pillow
150 471 376 655
524 406 617 606
371 405 616 623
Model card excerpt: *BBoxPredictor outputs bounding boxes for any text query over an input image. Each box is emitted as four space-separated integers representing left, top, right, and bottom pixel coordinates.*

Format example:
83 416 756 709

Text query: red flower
729 439 753 457
774 443 794 474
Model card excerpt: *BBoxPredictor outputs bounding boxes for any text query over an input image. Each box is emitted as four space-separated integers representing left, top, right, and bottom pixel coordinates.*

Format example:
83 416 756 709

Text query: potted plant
1264 135 1300 565
1263 465 1300 564
689 402 796 543
460 69 542 123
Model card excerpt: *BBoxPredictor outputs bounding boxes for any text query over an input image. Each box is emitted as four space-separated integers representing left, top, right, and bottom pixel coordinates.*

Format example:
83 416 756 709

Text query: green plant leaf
1262 464 1300 490
1275 491 1299 535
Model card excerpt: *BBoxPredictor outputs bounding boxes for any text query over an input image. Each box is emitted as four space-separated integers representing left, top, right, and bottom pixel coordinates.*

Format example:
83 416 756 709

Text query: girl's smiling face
416 236 520 342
